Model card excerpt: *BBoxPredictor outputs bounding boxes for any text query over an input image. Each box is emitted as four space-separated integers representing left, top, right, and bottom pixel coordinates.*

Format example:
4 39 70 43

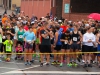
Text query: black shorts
93 47 97 55
33 43 36 51
61 44 70 50
84 45 93 52
54 45 62 51
82 45 86 52
0 43 2 52
5 51 12 53
71 43 80 50
40 45 51 53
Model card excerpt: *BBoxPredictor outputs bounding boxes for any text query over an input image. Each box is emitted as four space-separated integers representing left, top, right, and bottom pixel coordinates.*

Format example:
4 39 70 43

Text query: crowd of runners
0 11 100 68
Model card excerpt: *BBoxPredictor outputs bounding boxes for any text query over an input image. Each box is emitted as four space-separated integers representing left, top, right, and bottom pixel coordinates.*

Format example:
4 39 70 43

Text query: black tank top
71 31 80 43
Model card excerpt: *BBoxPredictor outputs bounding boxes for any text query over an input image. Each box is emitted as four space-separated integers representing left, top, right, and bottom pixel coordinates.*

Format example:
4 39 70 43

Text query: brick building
21 0 100 21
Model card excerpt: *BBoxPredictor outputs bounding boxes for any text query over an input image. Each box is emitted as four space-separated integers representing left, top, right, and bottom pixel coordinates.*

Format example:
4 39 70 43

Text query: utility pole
4 0 7 14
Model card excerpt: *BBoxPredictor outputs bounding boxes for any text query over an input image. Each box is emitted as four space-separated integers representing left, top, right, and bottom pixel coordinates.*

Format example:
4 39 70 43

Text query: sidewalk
0 7 14 15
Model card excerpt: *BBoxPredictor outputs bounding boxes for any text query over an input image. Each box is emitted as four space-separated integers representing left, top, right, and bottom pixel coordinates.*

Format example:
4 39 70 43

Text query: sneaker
88 64 92 67
30 59 34 63
28 62 31 65
82 60 85 63
51 61 57 65
40 63 43 67
60 63 63 67
25 62 28 65
57 61 60 65
37 55 40 58
0 59 2 62
46 63 49 66
77 57 81 62
67 63 72 67
73 62 78 67
99 65 100 68
83 64 88 68
33 54 36 57
15 57 17 60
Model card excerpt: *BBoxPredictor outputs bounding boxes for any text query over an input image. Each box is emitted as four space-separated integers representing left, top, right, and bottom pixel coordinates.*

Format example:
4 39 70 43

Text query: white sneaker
82 60 85 63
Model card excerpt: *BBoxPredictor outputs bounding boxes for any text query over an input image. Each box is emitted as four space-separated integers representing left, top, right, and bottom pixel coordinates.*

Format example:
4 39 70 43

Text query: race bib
45 36 49 39
3 36 6 39
7 46 10 49
64 41 67 44
73 37 77 41
19 35 23 38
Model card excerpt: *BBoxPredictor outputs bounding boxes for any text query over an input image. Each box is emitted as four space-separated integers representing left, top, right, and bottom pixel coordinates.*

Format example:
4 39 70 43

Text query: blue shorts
97 45 100 56
24 42 33 49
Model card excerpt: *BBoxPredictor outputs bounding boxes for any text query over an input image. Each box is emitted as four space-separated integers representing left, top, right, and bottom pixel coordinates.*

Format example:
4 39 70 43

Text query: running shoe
57 61 60 65
88 64 92 67
51 61 57 65
37 54 40 58
72 62 78 67
25 62 28 65
99 65 100 68
77 57 81 62
83 64 88 68
33 54 36 57
60 63 63 67
28 62 31 65
40 63 43 67
67 63 72 67
46 63 49 66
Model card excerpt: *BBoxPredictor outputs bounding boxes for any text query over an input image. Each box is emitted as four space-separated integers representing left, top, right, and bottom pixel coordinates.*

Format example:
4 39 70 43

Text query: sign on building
64 4 70 13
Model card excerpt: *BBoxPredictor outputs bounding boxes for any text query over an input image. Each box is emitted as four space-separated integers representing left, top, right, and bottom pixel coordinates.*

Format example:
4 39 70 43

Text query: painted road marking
0 63 46 75
1 71 100 74
0 67 17 70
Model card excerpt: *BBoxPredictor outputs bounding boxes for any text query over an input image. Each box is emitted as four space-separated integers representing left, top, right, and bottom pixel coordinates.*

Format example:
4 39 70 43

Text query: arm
96 34 100 44
60 34 67 42
83 34 88 43
54 32 58 46
79 31 83 42
32 33 36 43
92 34 95 42
40 30 48 39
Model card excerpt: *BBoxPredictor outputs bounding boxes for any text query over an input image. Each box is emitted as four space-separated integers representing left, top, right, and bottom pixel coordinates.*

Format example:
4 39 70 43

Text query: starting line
1 71 100 75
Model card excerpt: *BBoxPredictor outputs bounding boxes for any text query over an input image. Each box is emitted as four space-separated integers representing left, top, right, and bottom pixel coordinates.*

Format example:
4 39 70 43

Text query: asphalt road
0 55 100 75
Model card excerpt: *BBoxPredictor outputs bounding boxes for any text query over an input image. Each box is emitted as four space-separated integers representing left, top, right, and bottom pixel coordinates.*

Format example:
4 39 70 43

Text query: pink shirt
16 47 23 51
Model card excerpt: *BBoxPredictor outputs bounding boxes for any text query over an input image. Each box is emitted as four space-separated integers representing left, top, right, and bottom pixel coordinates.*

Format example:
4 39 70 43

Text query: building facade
62 0 89 21
0 0 21 10
22 0 100 21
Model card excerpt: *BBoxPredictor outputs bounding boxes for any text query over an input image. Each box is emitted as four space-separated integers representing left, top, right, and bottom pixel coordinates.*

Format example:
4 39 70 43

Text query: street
0 56 100 75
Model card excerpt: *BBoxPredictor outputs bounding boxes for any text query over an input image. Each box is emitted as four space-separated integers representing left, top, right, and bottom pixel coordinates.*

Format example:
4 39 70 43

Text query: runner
52 25 62 65
3 34 13 61
83 27 95 67
40 22 53 67
70 25 82 67
60 30 71 67
23 26 36 65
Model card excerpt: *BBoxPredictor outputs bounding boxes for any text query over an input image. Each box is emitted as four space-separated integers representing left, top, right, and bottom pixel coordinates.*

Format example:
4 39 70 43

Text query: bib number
64 41 67 44
73 37 77 41
19 35 23 38
3 36 6 39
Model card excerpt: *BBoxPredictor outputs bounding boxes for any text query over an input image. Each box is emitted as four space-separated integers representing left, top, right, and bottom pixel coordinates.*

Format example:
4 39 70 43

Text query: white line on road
1 71 100 75
0 63 46 75
0 67 17 70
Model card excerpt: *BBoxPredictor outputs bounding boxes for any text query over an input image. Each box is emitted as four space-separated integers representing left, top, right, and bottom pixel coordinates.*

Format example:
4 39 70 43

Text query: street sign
64 4 70 13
